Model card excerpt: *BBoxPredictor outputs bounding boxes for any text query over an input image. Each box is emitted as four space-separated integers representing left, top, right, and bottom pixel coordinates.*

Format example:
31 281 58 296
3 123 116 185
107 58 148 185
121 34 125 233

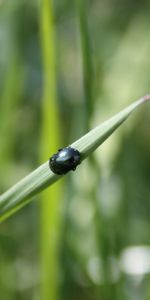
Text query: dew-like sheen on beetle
49 147 81 175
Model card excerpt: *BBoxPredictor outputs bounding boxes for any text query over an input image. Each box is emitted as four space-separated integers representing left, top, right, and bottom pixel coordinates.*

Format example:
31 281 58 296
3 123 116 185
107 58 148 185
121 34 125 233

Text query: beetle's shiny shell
49 147 81 175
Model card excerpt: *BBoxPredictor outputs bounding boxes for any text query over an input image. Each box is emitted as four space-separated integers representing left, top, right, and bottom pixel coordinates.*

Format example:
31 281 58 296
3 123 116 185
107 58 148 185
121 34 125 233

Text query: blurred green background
0 0 150 299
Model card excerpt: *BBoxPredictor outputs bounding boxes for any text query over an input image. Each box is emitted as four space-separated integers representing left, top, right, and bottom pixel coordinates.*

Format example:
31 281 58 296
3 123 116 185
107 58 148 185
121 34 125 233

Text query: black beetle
49 147 81 175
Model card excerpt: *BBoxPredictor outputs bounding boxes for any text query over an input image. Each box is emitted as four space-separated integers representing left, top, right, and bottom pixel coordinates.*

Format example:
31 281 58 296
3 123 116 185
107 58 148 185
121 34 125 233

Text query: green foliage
0 1 150 300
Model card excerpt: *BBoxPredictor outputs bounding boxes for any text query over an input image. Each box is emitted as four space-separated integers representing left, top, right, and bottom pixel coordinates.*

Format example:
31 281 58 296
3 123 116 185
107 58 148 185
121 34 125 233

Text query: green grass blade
39 0 62 299
0 95 150 221
76 0 94 122
0 56 23 168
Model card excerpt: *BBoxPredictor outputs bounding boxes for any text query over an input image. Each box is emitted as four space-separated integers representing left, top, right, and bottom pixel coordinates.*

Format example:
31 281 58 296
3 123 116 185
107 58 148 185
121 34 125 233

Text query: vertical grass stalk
40 1 61 299
0 55 23 171
76 0 94 127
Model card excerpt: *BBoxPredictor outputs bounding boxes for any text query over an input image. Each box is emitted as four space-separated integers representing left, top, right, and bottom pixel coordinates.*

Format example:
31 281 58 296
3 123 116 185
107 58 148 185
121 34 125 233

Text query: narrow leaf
0 95 150 221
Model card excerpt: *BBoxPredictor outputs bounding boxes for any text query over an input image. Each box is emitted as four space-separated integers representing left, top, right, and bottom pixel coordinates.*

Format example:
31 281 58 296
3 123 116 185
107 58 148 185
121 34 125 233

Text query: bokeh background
0 0 150 299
